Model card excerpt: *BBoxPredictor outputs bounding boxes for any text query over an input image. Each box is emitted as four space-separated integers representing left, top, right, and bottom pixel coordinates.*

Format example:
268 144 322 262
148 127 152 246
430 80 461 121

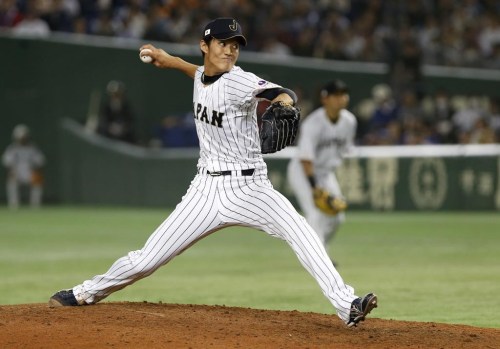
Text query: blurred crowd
2 0 500 145
354 84 500 145
2 0 500 67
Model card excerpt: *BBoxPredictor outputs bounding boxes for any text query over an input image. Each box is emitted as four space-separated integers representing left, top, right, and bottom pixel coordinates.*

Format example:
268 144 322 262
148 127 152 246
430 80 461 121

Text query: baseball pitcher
49 18 376 327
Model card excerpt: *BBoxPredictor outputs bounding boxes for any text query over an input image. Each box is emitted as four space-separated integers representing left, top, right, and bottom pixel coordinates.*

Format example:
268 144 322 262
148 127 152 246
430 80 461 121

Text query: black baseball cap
202 18 247 46
321 80 349 97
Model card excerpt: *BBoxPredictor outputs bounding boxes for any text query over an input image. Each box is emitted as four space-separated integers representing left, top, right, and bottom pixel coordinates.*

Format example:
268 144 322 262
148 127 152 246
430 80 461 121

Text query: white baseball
140 49 153 63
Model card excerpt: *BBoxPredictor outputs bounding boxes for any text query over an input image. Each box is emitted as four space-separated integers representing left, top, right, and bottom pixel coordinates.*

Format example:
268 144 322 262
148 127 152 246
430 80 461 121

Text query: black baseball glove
260 101 300 154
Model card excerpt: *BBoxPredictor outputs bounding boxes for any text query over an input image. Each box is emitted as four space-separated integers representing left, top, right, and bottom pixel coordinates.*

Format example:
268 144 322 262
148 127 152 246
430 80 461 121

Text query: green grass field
0 206 499 328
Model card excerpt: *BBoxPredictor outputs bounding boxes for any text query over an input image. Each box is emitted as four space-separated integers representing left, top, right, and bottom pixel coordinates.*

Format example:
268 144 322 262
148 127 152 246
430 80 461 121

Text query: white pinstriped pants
73 171 357 322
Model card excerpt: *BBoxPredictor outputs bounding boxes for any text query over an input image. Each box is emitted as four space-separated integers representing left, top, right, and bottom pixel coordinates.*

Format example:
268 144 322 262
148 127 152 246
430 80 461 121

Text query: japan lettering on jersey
193 66 281 172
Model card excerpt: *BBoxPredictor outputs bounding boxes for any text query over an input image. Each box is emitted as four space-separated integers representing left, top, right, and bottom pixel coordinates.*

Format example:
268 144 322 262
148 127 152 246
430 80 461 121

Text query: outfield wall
267 146 500 211
60 119 500 211
59 119 198 206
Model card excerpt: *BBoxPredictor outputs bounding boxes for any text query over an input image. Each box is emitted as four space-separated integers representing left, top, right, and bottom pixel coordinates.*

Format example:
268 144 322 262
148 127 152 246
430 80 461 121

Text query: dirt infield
1 302 498 349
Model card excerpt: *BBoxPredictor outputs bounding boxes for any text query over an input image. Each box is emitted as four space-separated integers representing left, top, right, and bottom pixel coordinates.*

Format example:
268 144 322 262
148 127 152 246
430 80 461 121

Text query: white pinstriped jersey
193 66 280 172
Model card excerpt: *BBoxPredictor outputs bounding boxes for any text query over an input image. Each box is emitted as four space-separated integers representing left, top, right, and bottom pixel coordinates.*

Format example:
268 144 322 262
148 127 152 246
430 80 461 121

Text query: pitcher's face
201 38 240 75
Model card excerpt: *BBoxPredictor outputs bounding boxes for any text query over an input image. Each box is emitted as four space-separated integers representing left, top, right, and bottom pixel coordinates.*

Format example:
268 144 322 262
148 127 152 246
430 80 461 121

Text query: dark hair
201 36 213 58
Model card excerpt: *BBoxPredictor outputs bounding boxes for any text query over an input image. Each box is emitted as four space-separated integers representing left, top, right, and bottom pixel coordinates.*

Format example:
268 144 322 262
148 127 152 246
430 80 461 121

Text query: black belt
200 168 255 176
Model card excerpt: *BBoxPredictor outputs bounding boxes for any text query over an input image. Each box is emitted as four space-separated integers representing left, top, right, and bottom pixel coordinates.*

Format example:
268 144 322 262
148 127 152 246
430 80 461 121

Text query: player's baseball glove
313 188 348 215
260 101 300 154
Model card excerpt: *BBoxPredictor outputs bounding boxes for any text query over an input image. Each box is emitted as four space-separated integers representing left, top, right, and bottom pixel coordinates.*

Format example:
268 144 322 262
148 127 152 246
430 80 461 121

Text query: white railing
264 144 500 159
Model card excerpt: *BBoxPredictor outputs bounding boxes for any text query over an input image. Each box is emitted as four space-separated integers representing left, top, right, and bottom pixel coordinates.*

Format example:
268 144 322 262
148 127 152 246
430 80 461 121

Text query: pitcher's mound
1 302 499 348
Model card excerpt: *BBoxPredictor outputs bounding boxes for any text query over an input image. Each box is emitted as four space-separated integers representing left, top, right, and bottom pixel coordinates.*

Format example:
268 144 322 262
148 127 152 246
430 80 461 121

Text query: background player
287 80 357 263
2 124 45 209
49 18 376 327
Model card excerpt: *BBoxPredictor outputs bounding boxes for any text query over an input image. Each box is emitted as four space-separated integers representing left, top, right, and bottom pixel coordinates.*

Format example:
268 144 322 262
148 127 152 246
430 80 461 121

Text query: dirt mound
1 303 498 348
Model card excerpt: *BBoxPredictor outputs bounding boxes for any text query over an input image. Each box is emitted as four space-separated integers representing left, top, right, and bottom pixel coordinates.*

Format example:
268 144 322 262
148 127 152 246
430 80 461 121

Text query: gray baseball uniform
71 66 358 323
287 107 357 246
2 126 45 208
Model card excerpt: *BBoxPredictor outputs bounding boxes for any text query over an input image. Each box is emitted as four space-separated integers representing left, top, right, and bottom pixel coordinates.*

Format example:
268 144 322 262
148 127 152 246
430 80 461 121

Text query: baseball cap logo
229 20 238 31
202 18 247 46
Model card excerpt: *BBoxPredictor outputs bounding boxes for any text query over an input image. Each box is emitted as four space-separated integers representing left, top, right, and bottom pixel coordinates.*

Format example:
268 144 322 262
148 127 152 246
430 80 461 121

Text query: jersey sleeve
32 147 45 167
296 117 319 161
250 76 282 99
2 145 15 167
194 67 204 83
343 111 358 156
226 67 281 106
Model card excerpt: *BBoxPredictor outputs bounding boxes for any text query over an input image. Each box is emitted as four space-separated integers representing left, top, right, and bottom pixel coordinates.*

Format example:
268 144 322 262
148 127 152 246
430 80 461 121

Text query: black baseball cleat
48 289 79 307
347 293 378 327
